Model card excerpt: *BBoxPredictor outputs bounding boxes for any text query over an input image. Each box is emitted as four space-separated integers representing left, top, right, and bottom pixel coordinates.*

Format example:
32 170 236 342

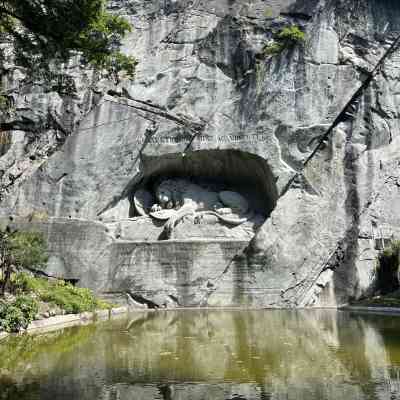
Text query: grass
13 273 111 315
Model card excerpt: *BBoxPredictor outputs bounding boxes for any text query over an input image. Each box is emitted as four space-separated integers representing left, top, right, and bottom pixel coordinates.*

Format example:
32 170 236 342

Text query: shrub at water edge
0 295 38 333
14 273 111 314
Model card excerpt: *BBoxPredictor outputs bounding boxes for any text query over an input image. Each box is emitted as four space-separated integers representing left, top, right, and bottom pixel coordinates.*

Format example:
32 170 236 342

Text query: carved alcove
120 149 279 240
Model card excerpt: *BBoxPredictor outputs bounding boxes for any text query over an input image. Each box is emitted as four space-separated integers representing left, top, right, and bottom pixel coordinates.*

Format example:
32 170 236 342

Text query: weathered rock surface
1 0 400 307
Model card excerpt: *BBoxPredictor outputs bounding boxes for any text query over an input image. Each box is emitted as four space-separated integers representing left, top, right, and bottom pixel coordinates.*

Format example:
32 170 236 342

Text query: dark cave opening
130 149 279 218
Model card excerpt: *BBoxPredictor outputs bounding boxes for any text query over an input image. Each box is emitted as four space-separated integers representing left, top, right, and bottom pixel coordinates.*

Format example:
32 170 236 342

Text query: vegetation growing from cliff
0 0 137 79
263 25 306 56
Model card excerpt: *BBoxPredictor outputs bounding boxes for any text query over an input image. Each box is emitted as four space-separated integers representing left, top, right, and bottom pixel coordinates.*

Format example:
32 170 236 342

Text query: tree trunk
0 235 11 297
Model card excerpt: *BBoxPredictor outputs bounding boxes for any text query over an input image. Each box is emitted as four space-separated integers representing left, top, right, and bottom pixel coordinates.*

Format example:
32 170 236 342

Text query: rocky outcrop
1 0 400 307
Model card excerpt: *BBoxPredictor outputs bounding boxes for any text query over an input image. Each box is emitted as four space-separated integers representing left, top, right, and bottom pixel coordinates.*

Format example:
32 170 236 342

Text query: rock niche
101 150 278 242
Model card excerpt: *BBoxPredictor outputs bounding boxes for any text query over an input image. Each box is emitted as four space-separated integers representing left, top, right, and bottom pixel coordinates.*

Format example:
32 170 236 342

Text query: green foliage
14 273 111 314
0 0 137 79
263 25 306 57
376 240 400 295
93 52 138 81
1 230 47 296
14 295 38 322
276 25 306 44
263 42 284 56
0 304 25 333
0 295 38 333
8 231 48 270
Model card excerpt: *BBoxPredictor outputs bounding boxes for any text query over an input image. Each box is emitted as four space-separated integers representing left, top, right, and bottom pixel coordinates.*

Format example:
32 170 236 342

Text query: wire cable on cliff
280 31 400 197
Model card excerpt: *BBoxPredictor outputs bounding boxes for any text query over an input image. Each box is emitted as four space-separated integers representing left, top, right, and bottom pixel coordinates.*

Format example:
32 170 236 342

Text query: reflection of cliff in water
1 311 400 400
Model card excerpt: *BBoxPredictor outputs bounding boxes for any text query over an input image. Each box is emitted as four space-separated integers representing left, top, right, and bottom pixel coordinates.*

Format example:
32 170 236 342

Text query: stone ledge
0 306 128 340
26 306 128 334
116 238 250 244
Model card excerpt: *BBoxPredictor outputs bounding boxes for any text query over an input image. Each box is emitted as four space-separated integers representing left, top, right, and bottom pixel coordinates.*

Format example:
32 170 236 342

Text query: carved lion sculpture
134 178 252 239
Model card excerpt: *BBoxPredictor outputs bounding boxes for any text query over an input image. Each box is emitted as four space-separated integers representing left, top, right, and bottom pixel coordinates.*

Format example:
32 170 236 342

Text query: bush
13 273 110 314
0 295 38 333
263 25 306 56
0 304 26 333
1 230 48 296
377 240 400 294
40 281 98 314
264 42 284 56
14 295 38 322
12 272 39 293
276 25 306 44
8 231 48 270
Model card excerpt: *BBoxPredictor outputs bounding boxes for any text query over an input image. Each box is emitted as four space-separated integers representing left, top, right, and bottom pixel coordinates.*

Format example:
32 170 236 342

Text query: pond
1 310 400 400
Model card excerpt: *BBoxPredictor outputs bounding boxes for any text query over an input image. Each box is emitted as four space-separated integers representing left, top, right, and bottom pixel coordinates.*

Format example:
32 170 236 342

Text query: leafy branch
0 0 138 80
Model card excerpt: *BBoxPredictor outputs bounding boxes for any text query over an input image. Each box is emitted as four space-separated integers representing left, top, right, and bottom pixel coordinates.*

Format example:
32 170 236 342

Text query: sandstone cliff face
1 0 400 308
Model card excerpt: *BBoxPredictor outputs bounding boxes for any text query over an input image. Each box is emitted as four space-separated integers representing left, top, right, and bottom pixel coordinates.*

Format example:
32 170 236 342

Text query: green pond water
1 310 400 400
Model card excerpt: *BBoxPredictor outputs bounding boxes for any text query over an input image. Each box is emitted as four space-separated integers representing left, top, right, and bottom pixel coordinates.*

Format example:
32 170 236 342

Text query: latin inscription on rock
133 131 270 146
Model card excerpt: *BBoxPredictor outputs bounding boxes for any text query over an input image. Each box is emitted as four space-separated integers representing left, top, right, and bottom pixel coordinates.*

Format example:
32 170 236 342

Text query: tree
0 229 48 296
0 0 137 80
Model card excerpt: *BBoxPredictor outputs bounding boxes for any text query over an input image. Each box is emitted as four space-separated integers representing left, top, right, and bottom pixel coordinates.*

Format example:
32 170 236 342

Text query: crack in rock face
1 0 400 308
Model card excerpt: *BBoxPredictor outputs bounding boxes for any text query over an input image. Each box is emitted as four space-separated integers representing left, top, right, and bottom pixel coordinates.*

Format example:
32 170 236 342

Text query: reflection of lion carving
134 178 252 239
